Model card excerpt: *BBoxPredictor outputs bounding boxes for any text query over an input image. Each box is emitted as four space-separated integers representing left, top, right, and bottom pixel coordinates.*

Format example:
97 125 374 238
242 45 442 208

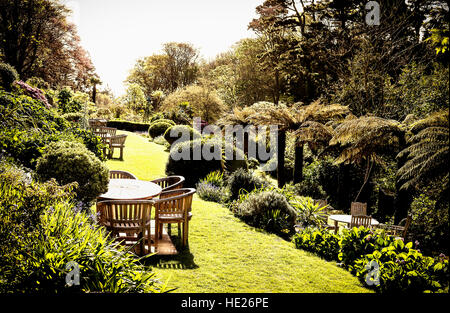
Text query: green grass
106 131 370 293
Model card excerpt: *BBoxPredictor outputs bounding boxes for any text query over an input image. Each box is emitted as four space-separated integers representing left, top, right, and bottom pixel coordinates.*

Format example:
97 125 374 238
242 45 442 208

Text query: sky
64 0 263 97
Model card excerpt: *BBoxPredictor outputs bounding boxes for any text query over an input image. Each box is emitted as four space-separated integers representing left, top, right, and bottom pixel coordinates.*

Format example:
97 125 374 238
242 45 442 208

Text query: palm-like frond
397 110 449 190
293 121 334 145
330 116 405 165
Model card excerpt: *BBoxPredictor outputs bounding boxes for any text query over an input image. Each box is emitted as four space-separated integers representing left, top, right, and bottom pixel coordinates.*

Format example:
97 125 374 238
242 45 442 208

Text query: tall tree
0 0 96 91
126 42 199 97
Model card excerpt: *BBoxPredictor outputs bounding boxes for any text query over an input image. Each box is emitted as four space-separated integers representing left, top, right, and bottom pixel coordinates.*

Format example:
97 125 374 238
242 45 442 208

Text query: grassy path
106 131 370 293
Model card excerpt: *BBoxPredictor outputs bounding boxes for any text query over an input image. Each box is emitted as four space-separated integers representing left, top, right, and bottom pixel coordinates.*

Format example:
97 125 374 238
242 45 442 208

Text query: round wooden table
329 214 379 234
98 179 162 200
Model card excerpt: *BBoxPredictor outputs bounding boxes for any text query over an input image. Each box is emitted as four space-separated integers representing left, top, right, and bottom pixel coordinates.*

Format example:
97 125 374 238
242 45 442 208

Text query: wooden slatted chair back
110 134 127 146
351 202 367 216
350 215 372 228
109 170 137 180
151 176 185 192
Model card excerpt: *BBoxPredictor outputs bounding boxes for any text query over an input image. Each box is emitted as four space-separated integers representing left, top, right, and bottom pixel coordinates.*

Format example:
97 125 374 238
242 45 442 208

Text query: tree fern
397 110 449 190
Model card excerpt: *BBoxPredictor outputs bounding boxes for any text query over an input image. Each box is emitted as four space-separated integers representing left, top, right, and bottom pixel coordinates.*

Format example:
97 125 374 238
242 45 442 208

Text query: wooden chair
96 200 153 256
109 134 127 160
153 188 196 251
89 119 107 128
351 202 367 216
99 126 117 137
151 176 185 192
350 215 372 228
109 170 137 180
376 215 412 240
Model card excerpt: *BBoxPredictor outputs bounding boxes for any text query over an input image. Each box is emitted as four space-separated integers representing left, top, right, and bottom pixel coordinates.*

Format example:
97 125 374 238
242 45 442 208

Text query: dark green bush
148 121 175 139
57 87 82 114
235 190 297 236
292 180 327 199
0 63 19 91
166 138 247 187
35 141 109 206
196 182 224 203
107 120 150 132
408 193 449 256
227 168 267 200
164 125 200 145
293 227 341 260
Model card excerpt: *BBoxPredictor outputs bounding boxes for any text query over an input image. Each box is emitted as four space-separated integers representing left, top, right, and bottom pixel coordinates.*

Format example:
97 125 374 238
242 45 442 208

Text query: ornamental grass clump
36 140 109 207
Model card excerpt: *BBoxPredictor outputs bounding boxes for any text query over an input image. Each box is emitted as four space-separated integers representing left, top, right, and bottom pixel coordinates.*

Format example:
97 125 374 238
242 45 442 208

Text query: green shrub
62 112 87 125
163 125 200 145
292 181 327 200
227 168 267 200
0 166 167 293
148 121 174 139
236 190 297 236
353 241 449 293
57 87 82 114
166 138 247 187
196 181 224 203
152 135 170 147
293 227 341 261
35 141 109 206
0 63 19 91
291 197 328 228
338 227 396 273
150 112 165 123
150 119 175 127
408 193 449 256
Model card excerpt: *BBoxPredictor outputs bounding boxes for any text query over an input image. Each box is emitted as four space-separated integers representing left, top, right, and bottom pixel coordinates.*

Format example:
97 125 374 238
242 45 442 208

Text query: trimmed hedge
106 120 151 132
148 121 174 139
164 125 201 145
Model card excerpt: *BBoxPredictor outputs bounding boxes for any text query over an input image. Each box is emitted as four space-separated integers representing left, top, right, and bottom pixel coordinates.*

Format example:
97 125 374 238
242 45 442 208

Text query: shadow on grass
145 235 199 270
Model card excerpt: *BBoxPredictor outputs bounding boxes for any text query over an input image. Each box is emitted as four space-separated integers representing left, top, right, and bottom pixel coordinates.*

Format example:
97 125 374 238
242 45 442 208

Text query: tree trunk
293 142 304 184
277 130 286 188
394 135 412 223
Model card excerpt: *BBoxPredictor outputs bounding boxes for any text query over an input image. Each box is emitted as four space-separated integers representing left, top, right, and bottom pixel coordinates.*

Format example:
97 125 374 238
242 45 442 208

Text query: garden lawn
106 131 371 293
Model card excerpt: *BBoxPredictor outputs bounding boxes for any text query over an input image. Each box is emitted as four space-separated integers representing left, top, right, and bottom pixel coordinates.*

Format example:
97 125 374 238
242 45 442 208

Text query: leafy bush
35 141 109 206
163 125 200 145
148 121 175 139
408 193 449 256
227 168 267 200
292 180 327 199
0 166 167 293
62 112 85 123
57 87 82 114
292 224 449 293
235 189 297 236
0 62 19 91
293 227 340 261
150 119 175 127
338 227 396 273
354 241 449 293
150 112 165 123
166 138 247 187
196 182 224 203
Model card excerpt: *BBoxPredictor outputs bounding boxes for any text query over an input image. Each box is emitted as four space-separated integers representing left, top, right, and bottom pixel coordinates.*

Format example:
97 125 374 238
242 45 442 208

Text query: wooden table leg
334 221 339 234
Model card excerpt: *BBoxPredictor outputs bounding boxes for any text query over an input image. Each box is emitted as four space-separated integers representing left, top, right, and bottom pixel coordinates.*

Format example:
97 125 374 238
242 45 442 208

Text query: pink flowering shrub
14 80 51 108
